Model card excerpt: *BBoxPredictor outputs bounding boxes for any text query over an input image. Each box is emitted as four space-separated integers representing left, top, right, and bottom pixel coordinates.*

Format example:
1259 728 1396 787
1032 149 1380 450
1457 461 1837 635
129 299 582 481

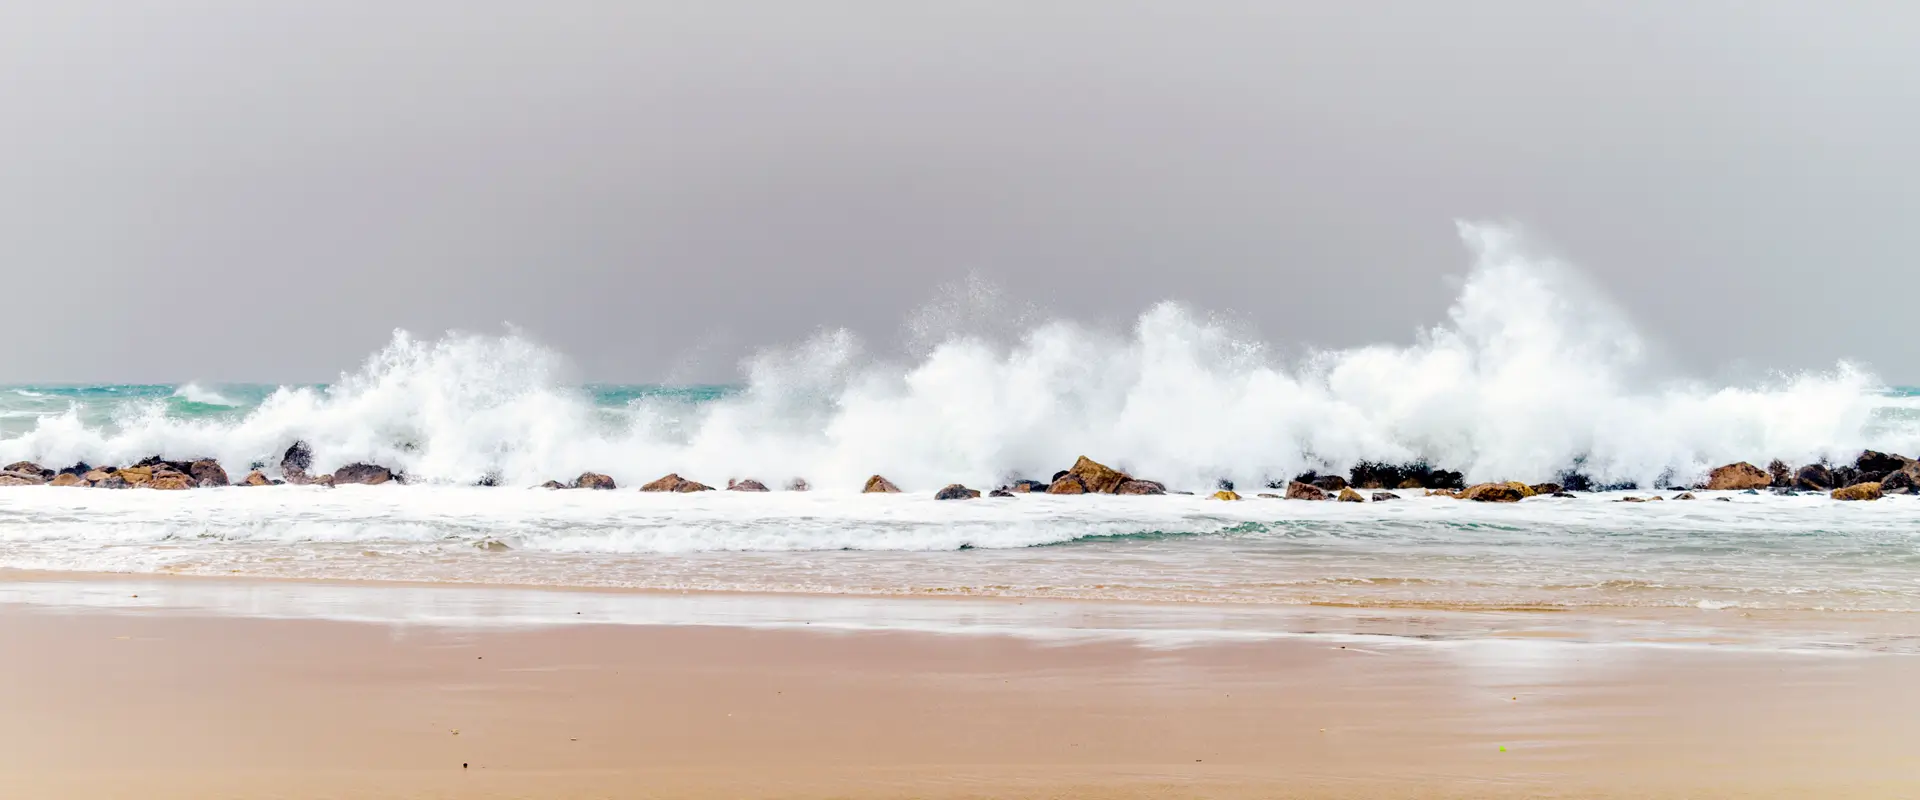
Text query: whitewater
3 223 1919 640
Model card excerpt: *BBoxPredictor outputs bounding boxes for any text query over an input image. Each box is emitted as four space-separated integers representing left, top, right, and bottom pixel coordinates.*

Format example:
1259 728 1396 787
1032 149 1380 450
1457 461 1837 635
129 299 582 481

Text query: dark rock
1673 492 1697 500
1856 450 1911 475
1256 493 1280 498
1528 483 1563 496
1770 487 1799 496
934 484 982 500
1794 464 1834 491
1550 491 1576 498
1767 460 1793 487
1311 475 1348 492
475 473 500 487
1216 478 1235 491
641 473 713 492
573 472 618 490
988 489 1015 498
57 462 92 477
1557 472 1594 492
726 478 770 492
1705 462 1771 491
1284 481 1326 501
333 463 394 485
281 441 313 480
538 480 567 489
1349 461 1463 490
1370 492 1399 502
861 475 901 494
1830 465 1862 489
189 459 230 488
1115 480 1166 495
1008 479 1049 493
786 478 811 492
1051 470 1070 483
1881 465 1919 495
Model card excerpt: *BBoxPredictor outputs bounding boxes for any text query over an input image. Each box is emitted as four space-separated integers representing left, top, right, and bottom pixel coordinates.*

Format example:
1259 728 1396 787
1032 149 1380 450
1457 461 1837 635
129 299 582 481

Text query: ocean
4 244 1920 651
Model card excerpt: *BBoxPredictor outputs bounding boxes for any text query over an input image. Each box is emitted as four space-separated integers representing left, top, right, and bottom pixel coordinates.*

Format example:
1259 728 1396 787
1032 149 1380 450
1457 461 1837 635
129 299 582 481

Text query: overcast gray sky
1 1 1914 384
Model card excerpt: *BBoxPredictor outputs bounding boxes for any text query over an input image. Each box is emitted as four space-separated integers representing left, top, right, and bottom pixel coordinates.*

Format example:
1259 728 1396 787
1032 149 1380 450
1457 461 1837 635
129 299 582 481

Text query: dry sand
0 588 1916 798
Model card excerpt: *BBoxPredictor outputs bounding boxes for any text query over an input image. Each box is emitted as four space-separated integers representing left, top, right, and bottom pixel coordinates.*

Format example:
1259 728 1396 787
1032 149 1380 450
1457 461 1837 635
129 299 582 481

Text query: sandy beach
0 577 1915 799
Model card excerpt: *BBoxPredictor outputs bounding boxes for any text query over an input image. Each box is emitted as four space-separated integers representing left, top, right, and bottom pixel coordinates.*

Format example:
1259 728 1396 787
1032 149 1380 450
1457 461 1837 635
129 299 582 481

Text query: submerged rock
573 472 618 490
1209 490 1241 501
988 488 1015 498
1115 479 1166 495
1706 462 1771 491
1794 464 1835 491
1336 487 1365 503
1256 493 1281 499
538 480 568 489
190 459 230 488
862 475 901 494
333 463 394 485
1460 482 1532 502
310 474 337 487
785 478 811 492
1370 492 1399 502
642 473 713 492
934 484 982 500
1673 492 1697 500
1007 479 1049 493
1550 491 1577 498
1832 482 1883 501
1284 481 1326 501
726 478 770 492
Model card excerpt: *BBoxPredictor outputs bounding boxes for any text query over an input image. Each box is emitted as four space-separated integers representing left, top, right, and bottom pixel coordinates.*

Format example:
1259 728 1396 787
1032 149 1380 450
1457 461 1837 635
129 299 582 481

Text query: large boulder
573 472 618 490
862 475 901 494
1045 475 1088 494
281 441 313 480
1285 481 1326 501
1794 464 1835 491
934 484 981 500
189 459 230 488
727 478 770 492
116 465 155 487
1705 462 1771 491
3 461 52 480
148 472 194 490
1336 487 1365 503
49 473 85 487
1115 479 1166 495
333 464 394 485
1062 456 1130 494
1833 482 1883 501
1310 475 1348 492
1881 463 1920 495
242 470 273 487
641 473 713 492
1461 482 1533 502
1856 451 1911 475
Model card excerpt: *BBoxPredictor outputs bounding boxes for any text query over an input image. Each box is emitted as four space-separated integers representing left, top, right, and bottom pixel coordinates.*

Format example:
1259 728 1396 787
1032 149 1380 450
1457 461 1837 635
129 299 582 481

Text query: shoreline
3 588 1917 798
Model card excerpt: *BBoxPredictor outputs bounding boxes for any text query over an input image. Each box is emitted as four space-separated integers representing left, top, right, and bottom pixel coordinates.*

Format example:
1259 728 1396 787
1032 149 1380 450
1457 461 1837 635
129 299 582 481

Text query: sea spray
0 223 1912 489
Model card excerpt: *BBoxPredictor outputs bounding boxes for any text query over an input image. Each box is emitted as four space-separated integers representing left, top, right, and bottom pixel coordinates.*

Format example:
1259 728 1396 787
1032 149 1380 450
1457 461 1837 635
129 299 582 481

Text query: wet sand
1 584 1917 798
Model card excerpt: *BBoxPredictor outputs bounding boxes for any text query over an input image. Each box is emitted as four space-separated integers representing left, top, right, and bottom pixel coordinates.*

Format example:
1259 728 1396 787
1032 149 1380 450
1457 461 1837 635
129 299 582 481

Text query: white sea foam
171 383 237 407
0 222 1911 491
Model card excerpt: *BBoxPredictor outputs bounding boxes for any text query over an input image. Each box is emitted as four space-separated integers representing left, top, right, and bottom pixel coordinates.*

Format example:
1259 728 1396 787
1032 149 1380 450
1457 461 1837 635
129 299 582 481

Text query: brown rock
148 473 193 490
861 475 901 494
1618 496 1646 503
83 469 114 484
117 466 155 486
0 474 39 487
934 484 981 500
3 461 52 480
727 478 770 492
1460 482 1530 502
988 488 1015 498
642 473 713 492
311 474 336 487
1528 483 1563 496
1832 482 1883 501
1673 492 1697 500
1397 478 1425 490
190 459 230 488
1063 456 1130 494
1425 488 1462 498
243 470 273 487
333 464 393 485
49 473 84 487
1310 475 1348 492
1209 490 1241 501
574 472 618 490
1045 475 1088 494
1336 487 1364 503
539 480 567 489
1284 481 1326 501
1705 462 1771 492
1114 479 1166 495
1881 463 1920 495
